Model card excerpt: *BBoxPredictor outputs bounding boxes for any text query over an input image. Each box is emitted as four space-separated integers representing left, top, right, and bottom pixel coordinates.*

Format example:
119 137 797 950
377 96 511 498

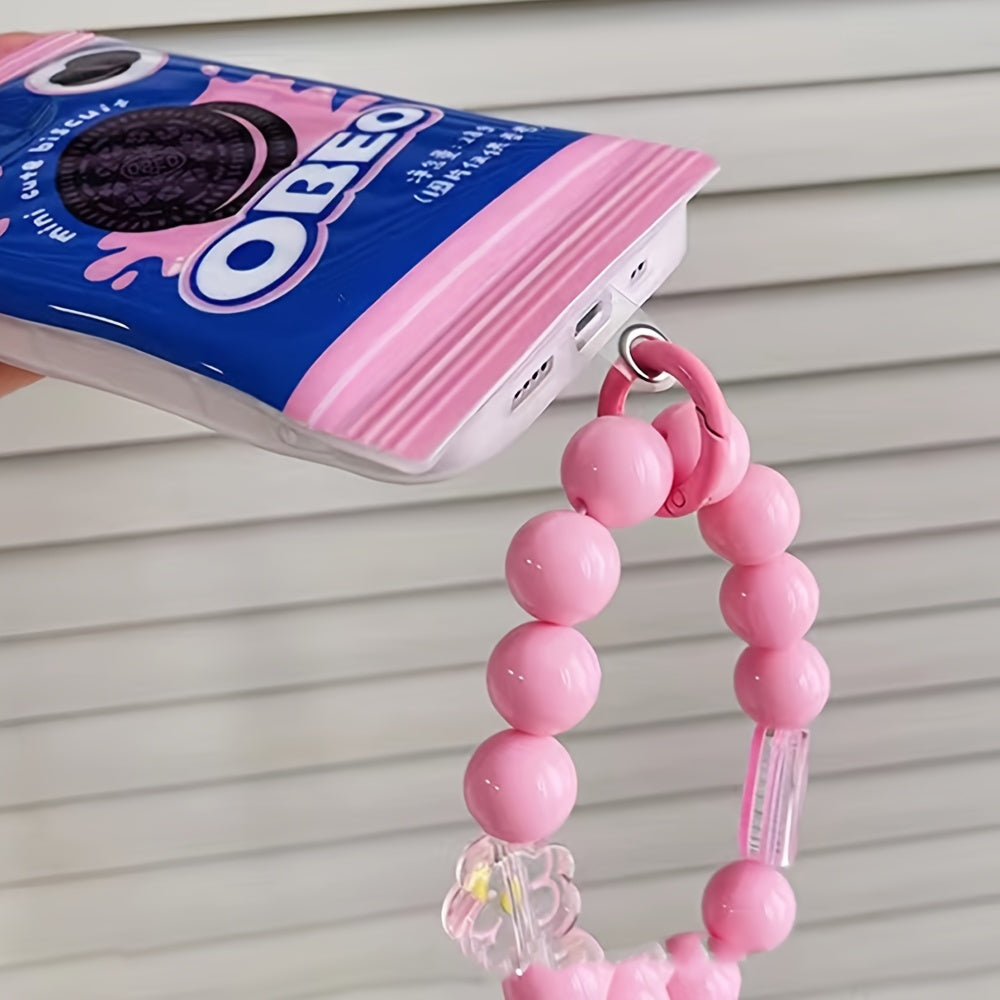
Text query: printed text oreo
181 102 440 312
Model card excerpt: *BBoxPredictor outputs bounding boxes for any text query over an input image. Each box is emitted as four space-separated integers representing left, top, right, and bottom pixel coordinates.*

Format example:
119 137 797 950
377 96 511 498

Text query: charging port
573 301 606 351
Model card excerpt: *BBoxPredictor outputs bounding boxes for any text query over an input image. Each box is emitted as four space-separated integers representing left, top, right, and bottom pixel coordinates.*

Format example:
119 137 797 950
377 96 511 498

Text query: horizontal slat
5 680 1000 898
677 173 1000 294
1 801 996 968
499 72 1000 194
2 575 998 807
0 955 120 1000
807 968 1000 1000
1 717 996 898
5 894 996 1000
624 268 1000 384
1 267 996 461
6 672 997 859
747 899 1000 999
20 0 537 33
2 360 998 640
0 378 203 457
13 846 997 996
589 828 1000 953
2 519 997 745
1 443 998 719
104 0 1000 108
0 603 995 881
1 747 997 949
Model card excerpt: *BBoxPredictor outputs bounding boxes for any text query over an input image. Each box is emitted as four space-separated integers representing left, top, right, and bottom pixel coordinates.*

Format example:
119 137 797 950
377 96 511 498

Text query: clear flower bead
442 836 599 976
740 725 810 868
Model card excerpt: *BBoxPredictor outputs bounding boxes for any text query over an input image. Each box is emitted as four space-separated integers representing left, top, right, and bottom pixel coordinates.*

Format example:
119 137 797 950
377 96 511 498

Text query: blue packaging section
0 41 583 408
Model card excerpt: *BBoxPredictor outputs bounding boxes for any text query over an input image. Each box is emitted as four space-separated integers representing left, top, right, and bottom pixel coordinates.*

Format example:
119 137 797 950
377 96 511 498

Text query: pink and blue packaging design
0 33 716 479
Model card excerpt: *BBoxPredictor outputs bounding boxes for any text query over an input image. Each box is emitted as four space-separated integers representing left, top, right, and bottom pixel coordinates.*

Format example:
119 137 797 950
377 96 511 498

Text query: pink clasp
598 333 731 517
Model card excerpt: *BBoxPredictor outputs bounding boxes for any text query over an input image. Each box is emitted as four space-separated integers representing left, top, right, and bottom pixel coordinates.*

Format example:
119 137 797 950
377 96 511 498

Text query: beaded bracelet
442 333 829 1000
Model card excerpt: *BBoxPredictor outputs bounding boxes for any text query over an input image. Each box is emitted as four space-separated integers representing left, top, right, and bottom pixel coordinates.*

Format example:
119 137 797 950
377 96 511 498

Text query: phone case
0 33 716 481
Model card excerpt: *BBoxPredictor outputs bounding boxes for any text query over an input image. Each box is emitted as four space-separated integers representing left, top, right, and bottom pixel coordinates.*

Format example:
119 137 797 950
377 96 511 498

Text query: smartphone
0 32 716 482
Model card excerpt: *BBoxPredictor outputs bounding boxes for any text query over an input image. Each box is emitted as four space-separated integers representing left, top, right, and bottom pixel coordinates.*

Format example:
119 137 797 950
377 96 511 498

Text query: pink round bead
706 937 744 964
664 933 742 1000
503 961 615 1000
505 510 621 626
652 402 701 486
714 416 751 503
653 401 750 506
487 623 601 736
609 957 673 1000
698 464 801 566
464 729 578 844
720 553 819 647
734 641 830 728
561 416 674 527
702 860 797 955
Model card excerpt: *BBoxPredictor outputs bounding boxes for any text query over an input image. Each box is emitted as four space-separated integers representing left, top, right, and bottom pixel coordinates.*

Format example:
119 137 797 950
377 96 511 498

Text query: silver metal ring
618 324 671 384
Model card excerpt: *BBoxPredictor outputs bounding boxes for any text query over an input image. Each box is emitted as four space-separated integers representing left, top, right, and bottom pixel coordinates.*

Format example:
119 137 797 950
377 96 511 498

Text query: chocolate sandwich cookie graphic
50 49 144 88
56 103 298 233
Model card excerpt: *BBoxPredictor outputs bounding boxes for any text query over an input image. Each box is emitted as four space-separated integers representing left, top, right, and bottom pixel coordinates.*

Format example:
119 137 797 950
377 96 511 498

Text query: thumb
0 33 40 57
0 32 45 396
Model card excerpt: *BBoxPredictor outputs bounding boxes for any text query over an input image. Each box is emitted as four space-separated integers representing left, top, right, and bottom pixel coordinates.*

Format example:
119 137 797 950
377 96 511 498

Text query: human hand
0 32 44 397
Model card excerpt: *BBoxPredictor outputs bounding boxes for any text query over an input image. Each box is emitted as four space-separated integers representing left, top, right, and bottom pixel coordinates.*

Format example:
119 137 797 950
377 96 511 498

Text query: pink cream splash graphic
83 72 381 290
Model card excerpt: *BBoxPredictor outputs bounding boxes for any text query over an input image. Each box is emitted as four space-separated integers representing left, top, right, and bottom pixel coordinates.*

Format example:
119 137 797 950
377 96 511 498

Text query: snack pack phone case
0 33 716 480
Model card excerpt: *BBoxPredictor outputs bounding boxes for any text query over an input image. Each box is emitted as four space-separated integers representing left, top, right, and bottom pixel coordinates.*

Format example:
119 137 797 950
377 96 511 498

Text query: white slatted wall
3 2 1000 998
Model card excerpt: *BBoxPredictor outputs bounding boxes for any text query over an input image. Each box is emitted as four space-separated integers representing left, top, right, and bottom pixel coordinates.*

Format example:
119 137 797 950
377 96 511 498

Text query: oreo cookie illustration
56 104 298 233
51 50 143 88
200 101 299 203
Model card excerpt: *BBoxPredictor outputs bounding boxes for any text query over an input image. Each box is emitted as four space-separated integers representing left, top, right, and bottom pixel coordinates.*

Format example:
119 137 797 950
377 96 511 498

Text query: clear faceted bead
555 927 605 968
442 836 595 976
740 725 809 868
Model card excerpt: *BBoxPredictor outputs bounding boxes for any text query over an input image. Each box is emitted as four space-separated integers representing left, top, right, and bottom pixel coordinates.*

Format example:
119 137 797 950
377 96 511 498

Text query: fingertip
0 364 43 397
0 33 39 57
0 33 46 395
